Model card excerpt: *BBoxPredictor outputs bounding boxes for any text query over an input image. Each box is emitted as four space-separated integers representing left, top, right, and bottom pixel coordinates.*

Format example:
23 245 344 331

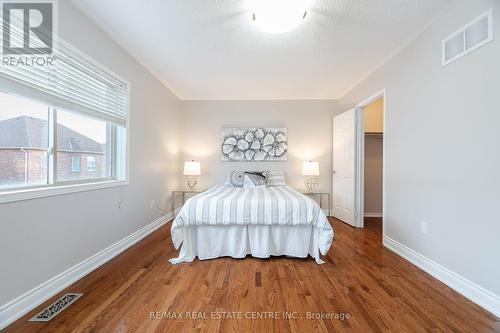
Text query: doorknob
333 170 336 174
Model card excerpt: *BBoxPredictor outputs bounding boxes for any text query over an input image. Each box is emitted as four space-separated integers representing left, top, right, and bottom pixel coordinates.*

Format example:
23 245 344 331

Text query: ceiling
70 0 450 100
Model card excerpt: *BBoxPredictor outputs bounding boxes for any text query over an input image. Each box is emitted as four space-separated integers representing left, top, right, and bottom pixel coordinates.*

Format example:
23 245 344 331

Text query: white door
332 109 357 226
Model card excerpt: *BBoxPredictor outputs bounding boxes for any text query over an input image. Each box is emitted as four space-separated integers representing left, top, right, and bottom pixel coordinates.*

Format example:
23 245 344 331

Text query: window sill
0 180 128 205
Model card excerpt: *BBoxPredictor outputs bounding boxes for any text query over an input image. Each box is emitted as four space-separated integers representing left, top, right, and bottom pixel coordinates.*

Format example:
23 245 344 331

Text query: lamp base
305 176 319 192
187 176 198 191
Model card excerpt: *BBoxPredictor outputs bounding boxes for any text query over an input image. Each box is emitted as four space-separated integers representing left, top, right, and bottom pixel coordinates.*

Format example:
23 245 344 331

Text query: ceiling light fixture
250 0 310 34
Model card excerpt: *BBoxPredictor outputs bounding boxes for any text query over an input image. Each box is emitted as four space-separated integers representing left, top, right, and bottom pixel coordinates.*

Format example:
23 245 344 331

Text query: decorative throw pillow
243 171 267 188
225 171 245 187
243 175 265 188
266 171 286 186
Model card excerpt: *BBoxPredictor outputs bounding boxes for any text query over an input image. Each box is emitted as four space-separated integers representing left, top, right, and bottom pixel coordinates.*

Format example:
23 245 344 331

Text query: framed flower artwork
220 128 288 161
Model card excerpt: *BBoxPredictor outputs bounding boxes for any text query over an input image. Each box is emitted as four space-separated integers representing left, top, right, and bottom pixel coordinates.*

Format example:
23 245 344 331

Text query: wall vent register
442 9 493 66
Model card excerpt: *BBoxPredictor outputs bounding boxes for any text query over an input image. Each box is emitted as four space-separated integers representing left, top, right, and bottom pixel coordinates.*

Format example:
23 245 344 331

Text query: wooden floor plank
3 217 499 333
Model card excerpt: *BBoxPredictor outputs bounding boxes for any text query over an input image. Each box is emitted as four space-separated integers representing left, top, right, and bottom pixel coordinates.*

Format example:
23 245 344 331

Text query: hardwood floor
4 217 499 332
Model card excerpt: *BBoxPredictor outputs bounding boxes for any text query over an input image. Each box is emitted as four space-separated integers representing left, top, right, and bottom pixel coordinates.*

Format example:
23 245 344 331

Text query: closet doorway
358 94 384 233
348 90 386 235
332 90 385 232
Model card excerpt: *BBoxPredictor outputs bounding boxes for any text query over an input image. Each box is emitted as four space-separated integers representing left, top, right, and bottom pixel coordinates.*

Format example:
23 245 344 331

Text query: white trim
364 212 382 218
383 236 500 317
0 209 178 330
85 156 97 172
354 107 364 228
0 179 128 204
355 89 386 236
124 83 131 183
356 89 386 109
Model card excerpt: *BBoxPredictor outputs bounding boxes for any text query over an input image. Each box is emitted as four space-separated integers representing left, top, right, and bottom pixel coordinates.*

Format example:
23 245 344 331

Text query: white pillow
266 171 286 186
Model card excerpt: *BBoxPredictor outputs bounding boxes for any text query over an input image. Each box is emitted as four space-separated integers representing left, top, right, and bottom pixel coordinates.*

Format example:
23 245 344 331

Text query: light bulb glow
250 0 310 34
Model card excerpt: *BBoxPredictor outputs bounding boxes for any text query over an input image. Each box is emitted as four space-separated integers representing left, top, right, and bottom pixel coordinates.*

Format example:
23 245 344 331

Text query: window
86 156 96 172
57 110 113 181
0 40 129 203
71 155 81 173
0 93 50 189
0 90 125 191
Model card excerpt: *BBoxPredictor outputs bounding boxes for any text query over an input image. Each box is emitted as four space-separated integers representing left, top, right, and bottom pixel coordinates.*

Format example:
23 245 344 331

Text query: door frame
354 89 386 234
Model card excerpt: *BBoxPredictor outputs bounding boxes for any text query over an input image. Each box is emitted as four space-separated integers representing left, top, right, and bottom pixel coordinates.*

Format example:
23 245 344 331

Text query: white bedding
170 185 334 264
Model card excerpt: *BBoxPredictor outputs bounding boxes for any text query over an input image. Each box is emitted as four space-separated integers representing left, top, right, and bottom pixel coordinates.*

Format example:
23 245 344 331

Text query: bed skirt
169 224 333 265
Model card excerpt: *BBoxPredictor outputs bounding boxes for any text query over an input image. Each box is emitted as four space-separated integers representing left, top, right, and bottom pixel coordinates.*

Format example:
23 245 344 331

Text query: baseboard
383 235 500 318
364 212 382 217
0 210 178 330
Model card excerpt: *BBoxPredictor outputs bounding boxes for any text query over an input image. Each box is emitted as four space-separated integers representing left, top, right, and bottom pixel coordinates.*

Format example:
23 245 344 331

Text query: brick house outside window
0 116 107 188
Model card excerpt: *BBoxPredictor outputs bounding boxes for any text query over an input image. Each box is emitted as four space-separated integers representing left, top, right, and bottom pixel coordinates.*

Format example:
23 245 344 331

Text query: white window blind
0 13 128 126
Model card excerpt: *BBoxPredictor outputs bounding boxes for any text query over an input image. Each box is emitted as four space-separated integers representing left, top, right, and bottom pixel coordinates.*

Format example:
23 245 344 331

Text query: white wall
0 1 182 306
181 100 340 192
340 0 500 297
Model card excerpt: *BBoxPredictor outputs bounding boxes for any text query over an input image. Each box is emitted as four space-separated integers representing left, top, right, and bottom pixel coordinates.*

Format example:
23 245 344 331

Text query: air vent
442 9 493 66
29 293 83 322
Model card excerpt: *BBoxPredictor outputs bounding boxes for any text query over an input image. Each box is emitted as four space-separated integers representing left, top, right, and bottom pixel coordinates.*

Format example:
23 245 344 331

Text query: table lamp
302 161 319 192
184 160 201 191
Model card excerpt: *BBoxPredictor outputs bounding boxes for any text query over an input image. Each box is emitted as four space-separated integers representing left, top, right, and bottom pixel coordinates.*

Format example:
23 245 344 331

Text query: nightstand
171 189 206 217
300 191 331 216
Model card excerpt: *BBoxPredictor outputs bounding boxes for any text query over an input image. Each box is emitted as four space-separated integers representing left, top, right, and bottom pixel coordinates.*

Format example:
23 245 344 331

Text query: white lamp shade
184 161 201 176
302 161 319 176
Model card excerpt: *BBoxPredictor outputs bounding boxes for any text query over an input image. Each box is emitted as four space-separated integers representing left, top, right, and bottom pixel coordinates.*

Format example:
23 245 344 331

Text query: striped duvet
171 185 334 262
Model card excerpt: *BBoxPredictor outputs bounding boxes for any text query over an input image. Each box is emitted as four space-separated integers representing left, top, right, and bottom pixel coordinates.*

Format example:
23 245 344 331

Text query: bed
169 184 334 264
